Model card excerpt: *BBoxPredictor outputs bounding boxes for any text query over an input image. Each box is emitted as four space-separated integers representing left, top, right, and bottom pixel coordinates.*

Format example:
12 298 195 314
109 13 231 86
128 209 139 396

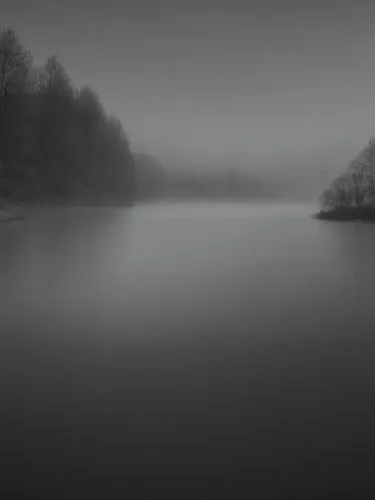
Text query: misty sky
3 0 375 178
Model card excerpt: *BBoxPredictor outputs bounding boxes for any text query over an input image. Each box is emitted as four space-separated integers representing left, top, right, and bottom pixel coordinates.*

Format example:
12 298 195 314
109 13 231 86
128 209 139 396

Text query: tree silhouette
0 27 135 204
320 138 375 211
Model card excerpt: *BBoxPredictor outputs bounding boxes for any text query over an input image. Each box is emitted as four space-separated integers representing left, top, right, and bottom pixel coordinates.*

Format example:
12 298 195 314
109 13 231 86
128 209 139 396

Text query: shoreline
0 198 135 223
314 206 375 221
0 201 29 222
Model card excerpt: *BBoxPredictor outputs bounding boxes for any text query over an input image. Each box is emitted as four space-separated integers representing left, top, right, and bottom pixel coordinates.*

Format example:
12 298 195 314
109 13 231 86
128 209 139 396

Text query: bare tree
0 27 32 113
347 137 375 201
320 174 353 211
42 56 73 97
319 138 375 211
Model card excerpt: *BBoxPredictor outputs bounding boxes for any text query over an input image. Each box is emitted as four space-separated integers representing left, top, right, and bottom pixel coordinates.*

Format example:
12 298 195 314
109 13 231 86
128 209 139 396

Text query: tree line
0 27 135 204
320 138 375 211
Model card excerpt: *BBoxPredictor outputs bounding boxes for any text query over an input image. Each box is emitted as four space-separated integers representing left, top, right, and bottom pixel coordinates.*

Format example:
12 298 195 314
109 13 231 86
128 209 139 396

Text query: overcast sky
3 0 375 177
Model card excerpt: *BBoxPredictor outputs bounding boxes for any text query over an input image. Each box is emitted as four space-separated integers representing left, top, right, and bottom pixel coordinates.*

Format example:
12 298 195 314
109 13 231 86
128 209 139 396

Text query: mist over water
2 203 375 498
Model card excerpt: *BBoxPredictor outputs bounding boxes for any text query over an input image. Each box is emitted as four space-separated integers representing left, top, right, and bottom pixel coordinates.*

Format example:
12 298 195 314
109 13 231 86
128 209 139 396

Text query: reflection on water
2 203 375 498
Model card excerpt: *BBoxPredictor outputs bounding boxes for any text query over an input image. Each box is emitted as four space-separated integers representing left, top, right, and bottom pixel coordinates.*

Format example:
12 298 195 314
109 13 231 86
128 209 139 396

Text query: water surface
2 203 375 498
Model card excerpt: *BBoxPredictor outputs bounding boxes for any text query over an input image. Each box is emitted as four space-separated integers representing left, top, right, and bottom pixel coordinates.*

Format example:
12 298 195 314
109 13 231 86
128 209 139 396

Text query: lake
2 202 375 498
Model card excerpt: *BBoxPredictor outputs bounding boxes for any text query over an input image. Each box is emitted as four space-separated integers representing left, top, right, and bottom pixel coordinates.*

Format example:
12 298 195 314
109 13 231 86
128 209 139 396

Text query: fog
134 153 331 202
4 0 375 183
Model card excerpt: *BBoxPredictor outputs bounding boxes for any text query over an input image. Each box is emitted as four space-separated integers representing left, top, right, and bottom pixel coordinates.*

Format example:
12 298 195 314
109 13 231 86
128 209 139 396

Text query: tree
37 56 77 196
0 25 135 204
320 174 353 210
347 138 375 198
320 138 375 211
0 28 34 198
0 27 31 113
75 85 105 188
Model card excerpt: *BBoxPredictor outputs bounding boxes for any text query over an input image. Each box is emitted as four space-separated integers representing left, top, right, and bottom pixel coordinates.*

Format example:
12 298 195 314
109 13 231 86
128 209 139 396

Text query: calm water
2 202 375 498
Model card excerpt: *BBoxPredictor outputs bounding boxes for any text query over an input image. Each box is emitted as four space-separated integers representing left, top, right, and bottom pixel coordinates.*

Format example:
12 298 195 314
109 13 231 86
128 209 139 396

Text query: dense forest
0 27 135 205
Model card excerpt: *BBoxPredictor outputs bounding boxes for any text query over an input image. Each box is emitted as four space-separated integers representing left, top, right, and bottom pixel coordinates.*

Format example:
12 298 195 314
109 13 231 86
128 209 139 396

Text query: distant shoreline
0 198 135 223
314 206 375 221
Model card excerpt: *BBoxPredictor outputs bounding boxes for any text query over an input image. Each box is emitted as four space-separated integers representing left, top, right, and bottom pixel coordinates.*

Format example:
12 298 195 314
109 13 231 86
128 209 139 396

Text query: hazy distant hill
133 154 322 202
164 168 280 200
133 153 167 200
